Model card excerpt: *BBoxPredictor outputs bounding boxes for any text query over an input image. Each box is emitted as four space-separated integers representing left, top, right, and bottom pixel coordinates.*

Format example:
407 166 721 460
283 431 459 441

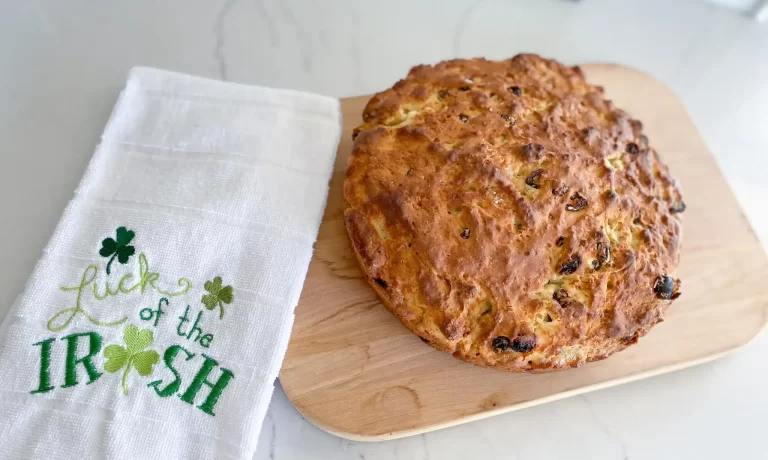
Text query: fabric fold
0 67 341 460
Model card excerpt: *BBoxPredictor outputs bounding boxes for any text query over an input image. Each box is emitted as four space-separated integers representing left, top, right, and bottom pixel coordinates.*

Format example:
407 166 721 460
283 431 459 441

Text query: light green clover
201 276 234 319
104 324 160 395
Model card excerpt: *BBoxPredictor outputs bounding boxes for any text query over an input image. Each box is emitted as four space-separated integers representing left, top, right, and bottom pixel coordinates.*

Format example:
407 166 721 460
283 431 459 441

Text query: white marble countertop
2 0 768 458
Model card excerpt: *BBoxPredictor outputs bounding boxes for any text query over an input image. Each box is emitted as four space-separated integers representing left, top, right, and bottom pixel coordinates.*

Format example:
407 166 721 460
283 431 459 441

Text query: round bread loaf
343 54 683 372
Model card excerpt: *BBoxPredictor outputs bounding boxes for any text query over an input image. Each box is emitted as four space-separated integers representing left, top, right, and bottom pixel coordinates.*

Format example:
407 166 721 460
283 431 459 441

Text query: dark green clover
202 276 234 319
99 226 136 275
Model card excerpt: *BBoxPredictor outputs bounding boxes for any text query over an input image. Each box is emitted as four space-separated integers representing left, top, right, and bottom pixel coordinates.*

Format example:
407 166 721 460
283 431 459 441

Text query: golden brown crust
344 54 683 372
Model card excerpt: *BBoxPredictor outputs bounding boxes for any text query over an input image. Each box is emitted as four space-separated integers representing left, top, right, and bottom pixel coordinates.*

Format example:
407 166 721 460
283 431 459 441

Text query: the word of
140 297 169 327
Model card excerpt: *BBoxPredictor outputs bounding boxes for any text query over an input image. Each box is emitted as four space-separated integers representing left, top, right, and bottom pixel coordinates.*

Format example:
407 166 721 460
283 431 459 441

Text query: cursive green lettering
134 253 191 296
48 253 191 332
117 273 137 294
49 266 126 332
151 276 192 297
92 274 120 300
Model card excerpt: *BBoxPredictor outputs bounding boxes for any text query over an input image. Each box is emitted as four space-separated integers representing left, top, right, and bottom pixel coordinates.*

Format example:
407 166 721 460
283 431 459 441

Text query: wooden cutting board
279 63 768 441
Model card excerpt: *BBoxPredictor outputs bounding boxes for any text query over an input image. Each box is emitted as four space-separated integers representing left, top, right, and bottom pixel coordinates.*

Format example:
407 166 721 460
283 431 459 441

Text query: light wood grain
279 64 768 441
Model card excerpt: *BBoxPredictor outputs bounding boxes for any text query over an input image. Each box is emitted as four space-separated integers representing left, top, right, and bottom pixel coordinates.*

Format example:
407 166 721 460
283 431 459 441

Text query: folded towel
0 68 341 460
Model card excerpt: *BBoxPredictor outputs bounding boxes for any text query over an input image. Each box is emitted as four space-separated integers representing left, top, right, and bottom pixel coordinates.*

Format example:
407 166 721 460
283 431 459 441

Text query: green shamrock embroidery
104 324 160 395
99 226 136 275
201 276 234 319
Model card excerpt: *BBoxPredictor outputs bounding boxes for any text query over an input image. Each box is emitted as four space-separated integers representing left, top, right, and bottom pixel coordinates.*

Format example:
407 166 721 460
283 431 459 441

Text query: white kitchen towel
0 68 341 460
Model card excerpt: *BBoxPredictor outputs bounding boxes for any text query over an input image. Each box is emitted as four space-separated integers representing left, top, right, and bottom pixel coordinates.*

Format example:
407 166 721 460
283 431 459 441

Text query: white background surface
2 0 768 459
